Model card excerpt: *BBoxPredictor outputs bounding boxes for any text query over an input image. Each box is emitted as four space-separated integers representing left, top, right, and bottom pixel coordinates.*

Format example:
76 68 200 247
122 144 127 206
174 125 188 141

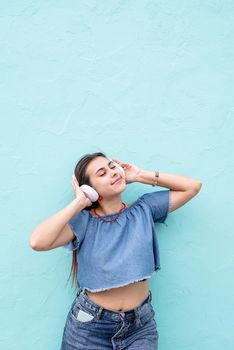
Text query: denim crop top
63 189 171 292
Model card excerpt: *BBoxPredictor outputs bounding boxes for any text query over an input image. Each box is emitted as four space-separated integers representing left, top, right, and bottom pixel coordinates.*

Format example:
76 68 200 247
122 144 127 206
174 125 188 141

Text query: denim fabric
60 288 158 350
63 190 170 293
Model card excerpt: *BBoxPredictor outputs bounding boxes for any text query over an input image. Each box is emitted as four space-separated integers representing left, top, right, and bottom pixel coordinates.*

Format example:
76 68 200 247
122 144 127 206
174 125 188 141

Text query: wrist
135 169 160 186
135 169 146 183
72 197 86 211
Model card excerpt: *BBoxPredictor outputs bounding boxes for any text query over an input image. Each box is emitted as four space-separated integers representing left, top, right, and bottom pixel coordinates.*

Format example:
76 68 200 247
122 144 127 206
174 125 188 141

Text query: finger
73 175 79 184
72 179 79 189
112 158 122 164
113 159 126 167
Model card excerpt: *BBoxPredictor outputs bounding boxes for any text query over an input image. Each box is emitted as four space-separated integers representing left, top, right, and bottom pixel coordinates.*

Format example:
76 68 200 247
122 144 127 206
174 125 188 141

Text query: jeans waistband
75 287 152 321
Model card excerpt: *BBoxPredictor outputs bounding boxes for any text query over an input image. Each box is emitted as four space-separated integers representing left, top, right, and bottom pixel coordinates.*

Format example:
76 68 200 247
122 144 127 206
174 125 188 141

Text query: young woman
29 152 202 349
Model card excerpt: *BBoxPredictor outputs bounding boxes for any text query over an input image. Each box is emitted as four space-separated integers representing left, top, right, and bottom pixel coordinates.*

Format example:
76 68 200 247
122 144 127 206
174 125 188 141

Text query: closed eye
99 165 116 176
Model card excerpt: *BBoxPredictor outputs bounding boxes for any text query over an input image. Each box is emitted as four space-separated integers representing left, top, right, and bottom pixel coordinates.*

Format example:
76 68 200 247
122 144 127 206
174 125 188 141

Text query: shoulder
69 208 90 229
138 189 170 224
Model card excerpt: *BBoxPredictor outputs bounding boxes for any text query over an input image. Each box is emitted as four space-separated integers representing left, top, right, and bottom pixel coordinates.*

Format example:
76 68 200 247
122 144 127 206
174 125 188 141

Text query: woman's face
86 156 126 197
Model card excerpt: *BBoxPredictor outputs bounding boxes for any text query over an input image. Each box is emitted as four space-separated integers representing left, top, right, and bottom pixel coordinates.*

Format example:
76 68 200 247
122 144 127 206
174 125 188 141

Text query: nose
111 171 120 183
111 171 119 179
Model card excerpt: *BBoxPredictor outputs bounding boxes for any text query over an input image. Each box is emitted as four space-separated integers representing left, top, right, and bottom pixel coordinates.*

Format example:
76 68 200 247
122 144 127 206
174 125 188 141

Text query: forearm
136 169 202 192
29 198 85 249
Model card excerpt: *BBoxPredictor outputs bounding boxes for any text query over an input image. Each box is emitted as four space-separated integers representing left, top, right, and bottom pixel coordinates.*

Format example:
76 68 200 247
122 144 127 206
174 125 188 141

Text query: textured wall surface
1 1 234 349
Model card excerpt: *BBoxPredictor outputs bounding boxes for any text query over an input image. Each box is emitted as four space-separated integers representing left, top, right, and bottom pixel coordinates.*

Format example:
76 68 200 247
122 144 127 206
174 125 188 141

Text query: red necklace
93 203 127 222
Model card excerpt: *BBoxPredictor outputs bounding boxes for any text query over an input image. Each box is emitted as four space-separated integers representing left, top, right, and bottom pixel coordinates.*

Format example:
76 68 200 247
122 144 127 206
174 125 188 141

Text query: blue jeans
60 287 158 349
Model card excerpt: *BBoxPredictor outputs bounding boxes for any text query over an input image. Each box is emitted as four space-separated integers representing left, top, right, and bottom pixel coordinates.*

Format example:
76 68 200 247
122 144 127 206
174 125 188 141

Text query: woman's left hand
111 158 142 184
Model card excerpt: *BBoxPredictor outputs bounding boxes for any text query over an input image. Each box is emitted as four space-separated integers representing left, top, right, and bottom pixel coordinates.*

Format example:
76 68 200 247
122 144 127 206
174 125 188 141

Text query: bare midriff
86 279 149 312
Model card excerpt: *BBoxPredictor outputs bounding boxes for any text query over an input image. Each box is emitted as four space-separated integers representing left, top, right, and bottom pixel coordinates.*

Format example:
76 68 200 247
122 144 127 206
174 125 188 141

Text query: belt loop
134 306 142 327
76 287 82 297
134 307 138 321
148 290 152 302
96 306 103 319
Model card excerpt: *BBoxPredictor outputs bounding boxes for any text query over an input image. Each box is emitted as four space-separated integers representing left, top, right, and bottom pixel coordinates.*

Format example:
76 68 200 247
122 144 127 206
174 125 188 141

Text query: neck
96 195 125 216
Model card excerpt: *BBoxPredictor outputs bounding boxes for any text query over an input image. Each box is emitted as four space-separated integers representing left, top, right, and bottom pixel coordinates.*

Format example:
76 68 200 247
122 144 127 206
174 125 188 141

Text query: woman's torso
85 207 150 312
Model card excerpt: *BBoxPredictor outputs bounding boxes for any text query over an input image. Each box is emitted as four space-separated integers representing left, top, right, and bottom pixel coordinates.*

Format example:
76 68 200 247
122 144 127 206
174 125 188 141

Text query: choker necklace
93 203 127 222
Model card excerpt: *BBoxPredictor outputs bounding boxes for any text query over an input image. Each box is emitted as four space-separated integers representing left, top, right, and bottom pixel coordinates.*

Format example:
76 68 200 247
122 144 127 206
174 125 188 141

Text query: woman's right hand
71 176 92 208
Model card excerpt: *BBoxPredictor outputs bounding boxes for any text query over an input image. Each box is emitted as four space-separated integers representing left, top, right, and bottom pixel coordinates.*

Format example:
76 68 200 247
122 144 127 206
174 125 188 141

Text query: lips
112 177 122 185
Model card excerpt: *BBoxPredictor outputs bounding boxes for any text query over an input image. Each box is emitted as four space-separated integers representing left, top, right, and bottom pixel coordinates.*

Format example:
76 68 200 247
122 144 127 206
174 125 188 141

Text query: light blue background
1 1 233 349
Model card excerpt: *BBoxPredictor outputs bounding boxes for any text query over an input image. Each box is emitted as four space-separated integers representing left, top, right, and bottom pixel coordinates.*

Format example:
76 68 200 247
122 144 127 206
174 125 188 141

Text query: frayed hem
82 269 161 293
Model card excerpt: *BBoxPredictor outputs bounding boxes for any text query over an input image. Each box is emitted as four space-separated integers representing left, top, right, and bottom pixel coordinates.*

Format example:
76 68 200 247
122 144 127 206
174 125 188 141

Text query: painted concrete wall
1 1 233 349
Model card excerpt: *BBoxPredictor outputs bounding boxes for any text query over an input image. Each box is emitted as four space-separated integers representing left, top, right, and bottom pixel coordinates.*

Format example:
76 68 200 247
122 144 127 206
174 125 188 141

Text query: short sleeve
140 189 170 224
63 210 90 252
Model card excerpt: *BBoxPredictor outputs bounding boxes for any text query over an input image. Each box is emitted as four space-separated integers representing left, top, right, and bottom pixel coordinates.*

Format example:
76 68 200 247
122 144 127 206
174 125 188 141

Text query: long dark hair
67 151 107 291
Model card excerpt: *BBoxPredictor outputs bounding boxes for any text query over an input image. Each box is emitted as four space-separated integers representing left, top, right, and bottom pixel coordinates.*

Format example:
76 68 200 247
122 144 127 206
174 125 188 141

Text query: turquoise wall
1 1 233 349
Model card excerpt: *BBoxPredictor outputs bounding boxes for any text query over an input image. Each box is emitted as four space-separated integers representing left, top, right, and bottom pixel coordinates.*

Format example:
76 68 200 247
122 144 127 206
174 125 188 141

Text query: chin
119 183 126 192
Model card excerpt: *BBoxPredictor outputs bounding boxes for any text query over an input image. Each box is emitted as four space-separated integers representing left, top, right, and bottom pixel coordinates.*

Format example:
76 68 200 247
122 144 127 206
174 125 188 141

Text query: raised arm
28 198 86 251
29 175 93 251
136 170 202 213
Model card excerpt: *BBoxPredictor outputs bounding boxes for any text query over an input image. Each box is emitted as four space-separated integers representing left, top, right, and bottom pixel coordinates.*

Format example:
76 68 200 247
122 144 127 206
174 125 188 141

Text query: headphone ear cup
107 157 125 175
80 185 99 202
114 162 125 175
